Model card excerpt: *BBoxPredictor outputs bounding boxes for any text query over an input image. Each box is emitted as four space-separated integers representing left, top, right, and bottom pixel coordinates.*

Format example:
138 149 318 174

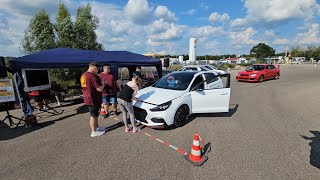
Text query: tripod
0 105 23 126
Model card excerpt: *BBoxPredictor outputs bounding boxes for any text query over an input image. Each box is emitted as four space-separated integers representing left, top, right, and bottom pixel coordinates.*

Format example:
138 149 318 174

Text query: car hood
238 70 261 75
136 86 185 105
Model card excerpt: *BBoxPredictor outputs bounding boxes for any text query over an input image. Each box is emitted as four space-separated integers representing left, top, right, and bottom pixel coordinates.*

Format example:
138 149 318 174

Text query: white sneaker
96 126 106 132
90 131 105 137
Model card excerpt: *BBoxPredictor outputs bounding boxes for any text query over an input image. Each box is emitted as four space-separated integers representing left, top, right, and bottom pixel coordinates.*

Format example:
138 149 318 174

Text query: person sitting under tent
50 81 64 106
28 90 51 111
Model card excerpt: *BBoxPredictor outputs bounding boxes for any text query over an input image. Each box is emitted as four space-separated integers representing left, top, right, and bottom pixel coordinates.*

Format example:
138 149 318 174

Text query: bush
170 64 182 71
220 64 236 70
240 63 254 67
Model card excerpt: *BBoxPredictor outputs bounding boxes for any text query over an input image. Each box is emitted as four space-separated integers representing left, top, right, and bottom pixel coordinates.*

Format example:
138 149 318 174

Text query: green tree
250 43 275 60
55 2 75 48
49 2 78 83
74 4 103 50
21 10 56 54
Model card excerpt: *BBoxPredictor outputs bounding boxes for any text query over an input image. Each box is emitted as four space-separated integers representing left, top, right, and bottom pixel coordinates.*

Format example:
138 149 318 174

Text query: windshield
153 73 195 90
247 65 265 71
204 65 216 70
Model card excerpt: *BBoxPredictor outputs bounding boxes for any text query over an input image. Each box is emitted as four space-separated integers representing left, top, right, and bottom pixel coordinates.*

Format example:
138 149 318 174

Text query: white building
189 37 196 62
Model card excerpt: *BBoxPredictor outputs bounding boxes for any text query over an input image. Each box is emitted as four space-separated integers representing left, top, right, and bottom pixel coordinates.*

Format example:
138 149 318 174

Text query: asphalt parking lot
1 64 320 180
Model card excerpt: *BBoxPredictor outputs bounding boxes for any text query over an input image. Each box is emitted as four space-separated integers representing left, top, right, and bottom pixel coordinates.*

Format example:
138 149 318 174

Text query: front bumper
236 75 259 82
133 102 174 128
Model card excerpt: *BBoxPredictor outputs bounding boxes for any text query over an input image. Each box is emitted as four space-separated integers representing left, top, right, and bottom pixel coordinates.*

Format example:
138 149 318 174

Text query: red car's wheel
259 75 264 82
274 73 279 79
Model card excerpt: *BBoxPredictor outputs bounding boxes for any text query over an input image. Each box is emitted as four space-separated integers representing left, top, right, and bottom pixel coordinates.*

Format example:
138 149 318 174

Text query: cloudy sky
1 0 320 57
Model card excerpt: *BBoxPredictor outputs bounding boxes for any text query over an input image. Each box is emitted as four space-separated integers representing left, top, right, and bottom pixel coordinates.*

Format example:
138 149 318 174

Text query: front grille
134 106 148 123
240 74 249 76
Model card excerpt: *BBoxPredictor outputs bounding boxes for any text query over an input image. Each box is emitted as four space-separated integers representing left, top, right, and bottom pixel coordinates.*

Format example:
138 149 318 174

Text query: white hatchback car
133 71 231 128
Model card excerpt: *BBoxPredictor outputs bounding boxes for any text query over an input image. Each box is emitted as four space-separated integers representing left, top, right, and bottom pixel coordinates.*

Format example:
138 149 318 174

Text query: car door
190 74 230 113
268 65 276 78
265 65 272 79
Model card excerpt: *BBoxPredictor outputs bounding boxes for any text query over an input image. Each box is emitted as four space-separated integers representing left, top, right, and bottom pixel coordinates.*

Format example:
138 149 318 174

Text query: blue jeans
102 95 116 104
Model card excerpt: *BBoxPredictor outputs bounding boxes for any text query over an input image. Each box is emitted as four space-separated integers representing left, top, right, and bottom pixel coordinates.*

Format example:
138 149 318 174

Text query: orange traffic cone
99 104 107 115
184 132 208 166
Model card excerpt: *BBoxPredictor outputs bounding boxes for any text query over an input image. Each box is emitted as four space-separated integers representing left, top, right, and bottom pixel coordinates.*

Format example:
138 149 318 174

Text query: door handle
220 93 229 95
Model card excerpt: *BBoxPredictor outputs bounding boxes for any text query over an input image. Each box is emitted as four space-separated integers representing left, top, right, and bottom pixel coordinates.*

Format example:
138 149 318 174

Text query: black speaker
164 58 169 67
0 57 7 78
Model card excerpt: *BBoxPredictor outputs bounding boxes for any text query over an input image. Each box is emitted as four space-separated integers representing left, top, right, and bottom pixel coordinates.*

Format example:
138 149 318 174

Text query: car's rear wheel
274 73 279 79
174 105 189 127
259 75 264 82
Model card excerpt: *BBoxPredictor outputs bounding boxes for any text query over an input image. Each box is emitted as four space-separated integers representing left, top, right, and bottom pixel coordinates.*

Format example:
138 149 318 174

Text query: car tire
174 105 189 127
274 73 279 79
259 75 264 82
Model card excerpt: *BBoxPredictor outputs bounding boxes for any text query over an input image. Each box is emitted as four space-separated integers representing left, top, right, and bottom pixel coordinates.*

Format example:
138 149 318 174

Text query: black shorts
87 105 100 118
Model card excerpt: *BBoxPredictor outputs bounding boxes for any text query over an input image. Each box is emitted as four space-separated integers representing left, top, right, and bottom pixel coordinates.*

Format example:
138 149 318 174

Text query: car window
185 67 198 71
204 65 213 70
190 75 204 90
204 73 218 84
200 67 207 71
267 65 275 70
247 65 265 71
153 73 195 90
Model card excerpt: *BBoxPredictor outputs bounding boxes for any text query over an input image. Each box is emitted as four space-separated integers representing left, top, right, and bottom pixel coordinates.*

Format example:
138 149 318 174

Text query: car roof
169 71 198 76
253 64 271 66
183 65 210 67
170 70 220 76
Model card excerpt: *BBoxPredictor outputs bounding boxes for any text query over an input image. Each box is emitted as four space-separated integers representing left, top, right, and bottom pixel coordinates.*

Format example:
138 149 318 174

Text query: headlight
150 101 172 112
250 74 257 77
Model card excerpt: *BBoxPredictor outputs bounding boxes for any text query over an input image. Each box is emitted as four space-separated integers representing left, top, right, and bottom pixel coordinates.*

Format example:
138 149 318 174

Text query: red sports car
236 64 280 82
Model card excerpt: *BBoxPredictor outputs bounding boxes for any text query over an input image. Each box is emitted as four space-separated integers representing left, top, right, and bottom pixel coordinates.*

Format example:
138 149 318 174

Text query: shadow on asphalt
301 131 320 169
190 104 239 119
203 142 211 155
159 104 239 131
106 122 124 132
0 113 78 141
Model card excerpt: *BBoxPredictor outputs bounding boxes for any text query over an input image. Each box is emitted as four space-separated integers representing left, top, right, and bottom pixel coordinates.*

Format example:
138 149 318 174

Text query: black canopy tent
9 48 162 118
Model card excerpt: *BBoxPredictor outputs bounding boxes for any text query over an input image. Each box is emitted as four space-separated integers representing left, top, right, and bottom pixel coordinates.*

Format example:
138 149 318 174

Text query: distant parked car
291 61 299 64
178 65 227 74
236 64 280 82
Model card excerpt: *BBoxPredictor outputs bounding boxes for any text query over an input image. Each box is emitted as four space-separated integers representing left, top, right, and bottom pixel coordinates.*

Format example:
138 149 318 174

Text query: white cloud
229 27 260 46
241 0 320 24
265 30 276 38
272 38 289 45
209 12 230 23
0 0 62 16
192 26 226 37
124 0 153 25
204 41 221 55
294 23 320 45
183 9 196 16
154 6 177 22
200 3 209 10
230 18 247 28
148 19 169 34
147 23 183 43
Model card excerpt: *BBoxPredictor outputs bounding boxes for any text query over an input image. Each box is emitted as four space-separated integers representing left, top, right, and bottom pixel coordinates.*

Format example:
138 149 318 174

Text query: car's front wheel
259 75 264 82
174 105 189 127
274 73 279 79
